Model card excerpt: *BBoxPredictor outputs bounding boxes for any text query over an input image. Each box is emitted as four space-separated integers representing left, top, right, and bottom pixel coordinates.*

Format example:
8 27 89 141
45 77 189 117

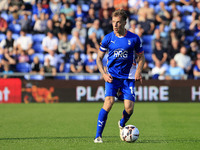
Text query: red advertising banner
0 78 22 103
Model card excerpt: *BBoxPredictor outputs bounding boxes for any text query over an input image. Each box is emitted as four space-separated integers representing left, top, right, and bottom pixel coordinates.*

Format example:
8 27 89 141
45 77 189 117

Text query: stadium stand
0 0 199 80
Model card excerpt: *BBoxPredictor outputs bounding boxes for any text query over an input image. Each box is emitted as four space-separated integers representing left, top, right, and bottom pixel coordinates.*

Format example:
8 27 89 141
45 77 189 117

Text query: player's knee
103 97 115 112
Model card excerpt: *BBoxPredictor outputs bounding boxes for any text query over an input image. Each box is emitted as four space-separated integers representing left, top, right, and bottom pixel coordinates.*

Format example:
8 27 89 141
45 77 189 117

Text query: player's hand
135 71 142 84
103 73 113 83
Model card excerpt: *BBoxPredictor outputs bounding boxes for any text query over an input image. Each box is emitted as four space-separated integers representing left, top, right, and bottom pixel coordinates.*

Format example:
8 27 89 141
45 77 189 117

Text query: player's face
112 16 126 34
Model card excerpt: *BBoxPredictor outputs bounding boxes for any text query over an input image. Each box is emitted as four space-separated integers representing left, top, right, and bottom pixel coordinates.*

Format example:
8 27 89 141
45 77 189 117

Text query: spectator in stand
151 61 166 80
0 0 9 12
135 24 144 38
42 30 58 54
85 8 97 29
86 32 99 54
8 0 24 14
18 13 32 32
138 1 155 22
100 9 112 35
70 51 84 73
85 52 98 73
0 30 16 55
18 50 29 63
60 2 74 22
33 12 48 33
193 58 200 79
174 46 192 74
88 19 104 43
70 29 85 53
52 13 61 37
113 0 128 11
75 5 86 21
188 41 200 64
152 40 168 66
155 1 171 25
170 2 181 20
44 50 64 72
100 0 113 9
71 20 87 43
60 13 72 35
0 14 8 33
99 1 114 20
49 0 62 16
169 15 185 30
14 30 34 55
128 0 144 15
167 38 180 62
152 29 166 50
165 59 185 80
30 56 44 74
138 12 155 35
129 20 137 34
2 63 14 78
46 19 54 33
89 0 101 16
44 57 57 76
58 33 71 62
1 48 17 72
192 1 200 21
32 0 50 21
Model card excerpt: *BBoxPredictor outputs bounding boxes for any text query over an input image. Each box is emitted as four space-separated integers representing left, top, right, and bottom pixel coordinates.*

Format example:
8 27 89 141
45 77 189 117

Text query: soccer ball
122 125 139 142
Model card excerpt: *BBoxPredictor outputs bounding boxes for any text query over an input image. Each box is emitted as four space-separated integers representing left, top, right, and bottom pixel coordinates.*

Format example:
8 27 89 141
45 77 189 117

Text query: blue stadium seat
9 24 21 34
142 35 153 45
67 34 72 40
143 44 153 53
24 74 44 80
185 36 194 43
32 34 45 43
12 33 19 40
33 43 43 53
69 75 85 80
1 13 9 22
85 75 101 80
182 15 192 27
146 0 158 5
145 53 153 63
0 34 6 42
64 63 71 73
182 5 194 14
54 76 66 80
82 4 89 12
29 53 44 63
16 63 30 72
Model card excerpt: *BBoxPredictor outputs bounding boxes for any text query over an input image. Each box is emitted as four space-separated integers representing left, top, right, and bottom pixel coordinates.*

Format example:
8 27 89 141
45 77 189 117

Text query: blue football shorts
105 77 135 102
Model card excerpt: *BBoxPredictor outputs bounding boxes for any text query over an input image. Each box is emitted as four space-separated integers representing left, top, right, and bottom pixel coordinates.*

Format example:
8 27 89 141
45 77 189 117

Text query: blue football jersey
100 31 144 79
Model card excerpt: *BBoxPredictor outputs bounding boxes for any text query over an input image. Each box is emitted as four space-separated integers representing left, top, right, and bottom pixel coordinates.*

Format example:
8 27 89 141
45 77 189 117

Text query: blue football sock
95 108 108 138
120 109 132 127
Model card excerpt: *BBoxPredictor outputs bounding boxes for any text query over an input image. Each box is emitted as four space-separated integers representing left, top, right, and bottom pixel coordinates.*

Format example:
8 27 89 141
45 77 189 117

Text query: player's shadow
0 136 94 141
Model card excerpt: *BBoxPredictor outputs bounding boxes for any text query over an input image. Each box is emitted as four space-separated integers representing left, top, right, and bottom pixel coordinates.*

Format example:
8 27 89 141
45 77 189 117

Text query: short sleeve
99 35 109 52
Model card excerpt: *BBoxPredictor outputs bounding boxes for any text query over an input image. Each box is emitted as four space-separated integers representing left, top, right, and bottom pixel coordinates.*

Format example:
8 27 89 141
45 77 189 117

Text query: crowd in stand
0 0 200 80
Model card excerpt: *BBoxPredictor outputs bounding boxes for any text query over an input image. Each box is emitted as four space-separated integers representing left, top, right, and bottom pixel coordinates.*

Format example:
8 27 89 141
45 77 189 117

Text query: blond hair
112 9 128 22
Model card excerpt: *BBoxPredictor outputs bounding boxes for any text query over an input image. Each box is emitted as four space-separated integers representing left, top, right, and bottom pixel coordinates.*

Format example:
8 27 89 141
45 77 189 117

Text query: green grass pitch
0 103 200 150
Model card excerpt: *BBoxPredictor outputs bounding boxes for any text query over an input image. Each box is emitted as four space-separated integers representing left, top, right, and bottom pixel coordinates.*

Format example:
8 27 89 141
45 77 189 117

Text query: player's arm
135 52 145 83
96 50 113 83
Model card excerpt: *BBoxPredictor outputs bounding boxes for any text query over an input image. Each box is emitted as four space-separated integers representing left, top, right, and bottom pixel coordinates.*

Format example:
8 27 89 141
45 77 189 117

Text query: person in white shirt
151 61 166 80
42 30 58 54
174 46 192 73
70 29 85 53
14 30 34 55
44 50 64 72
